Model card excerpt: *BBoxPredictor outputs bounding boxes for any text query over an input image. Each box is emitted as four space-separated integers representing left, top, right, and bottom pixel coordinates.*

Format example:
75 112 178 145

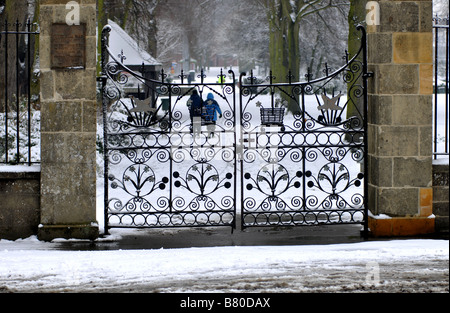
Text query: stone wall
0 169 40 240
433 163 449 234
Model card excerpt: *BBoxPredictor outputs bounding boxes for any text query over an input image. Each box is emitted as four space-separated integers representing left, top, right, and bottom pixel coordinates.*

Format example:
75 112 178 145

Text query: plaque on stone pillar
51 24 86 69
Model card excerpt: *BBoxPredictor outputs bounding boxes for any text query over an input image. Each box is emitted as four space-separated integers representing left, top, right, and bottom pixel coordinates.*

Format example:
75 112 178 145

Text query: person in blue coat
187 89 203 120
203 93 222 123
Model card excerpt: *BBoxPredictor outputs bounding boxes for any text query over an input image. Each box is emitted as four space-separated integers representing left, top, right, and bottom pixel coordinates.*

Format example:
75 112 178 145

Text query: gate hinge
364 72 374 79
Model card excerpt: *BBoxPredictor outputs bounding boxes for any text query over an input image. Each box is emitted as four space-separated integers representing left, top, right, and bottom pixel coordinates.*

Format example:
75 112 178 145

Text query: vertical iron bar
168 79 173 215
360 25 370 240
101 26 111 235
15 20 20 164
301 86 306 212
4 20 8 164
434 26 439 159
239 73 245 229
231 71 237 231
0 25 2 163
27 20 32 165
446 26 449 155
102 77 109 236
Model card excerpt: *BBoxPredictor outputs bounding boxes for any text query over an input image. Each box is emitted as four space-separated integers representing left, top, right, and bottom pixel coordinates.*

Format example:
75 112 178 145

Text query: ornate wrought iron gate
100 25 370 235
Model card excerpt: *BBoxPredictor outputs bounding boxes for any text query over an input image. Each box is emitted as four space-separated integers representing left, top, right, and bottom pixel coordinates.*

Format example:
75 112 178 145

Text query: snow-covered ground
0 236 448 293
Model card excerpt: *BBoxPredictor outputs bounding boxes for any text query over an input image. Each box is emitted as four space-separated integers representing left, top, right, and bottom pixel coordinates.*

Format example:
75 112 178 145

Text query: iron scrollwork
240 26 369 229
101 24 237 231
100 24 369 233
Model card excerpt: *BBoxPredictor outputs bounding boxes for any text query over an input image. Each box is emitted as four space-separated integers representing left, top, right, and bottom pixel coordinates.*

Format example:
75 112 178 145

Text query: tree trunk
268 0 301 112
0 0 37 111
97 0 106 76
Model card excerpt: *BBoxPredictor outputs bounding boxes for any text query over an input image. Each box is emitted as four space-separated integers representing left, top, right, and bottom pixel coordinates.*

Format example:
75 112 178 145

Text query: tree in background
346 0 367 119
260 0 348 112
0 0 39 110
221 0 270 75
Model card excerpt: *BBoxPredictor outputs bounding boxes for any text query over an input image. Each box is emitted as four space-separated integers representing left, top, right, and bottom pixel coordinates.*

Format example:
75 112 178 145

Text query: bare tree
220 0 269 74
156 0 222 71
254 0 348 111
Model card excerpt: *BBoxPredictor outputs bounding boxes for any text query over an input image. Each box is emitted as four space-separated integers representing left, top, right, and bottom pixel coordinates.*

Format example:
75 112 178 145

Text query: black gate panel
100 26 237 232
239 26 369 229
100 24 369 234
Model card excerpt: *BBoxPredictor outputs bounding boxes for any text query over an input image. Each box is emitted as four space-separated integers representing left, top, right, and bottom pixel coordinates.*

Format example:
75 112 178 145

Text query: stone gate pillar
367 0 435 236
38 0 98 240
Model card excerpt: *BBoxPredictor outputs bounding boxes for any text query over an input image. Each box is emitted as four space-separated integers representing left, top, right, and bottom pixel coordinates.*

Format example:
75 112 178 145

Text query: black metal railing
433 16 449 160
0 19 40 165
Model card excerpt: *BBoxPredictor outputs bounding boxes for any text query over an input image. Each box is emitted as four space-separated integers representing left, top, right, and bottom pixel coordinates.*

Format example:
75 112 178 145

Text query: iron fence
433 16 449 160
0 19 40 165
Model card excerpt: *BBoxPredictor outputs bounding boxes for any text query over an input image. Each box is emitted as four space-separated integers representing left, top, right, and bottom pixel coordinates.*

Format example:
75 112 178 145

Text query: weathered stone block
435 216 449 234
39 35 52 70
391 95 432 125
393 157 432 187
41 101 83 132
82 101 98 132
377 187 419 216
419 126 433 157
85 36 98 69
377 126 419 156
40 132 96 164
39 71 54 100
432 162 449 233
368 184 378 215
433 164 449 186
372 64 419 95
419 64 433 95
52 69 97 100
38 6 53 37
379 1 420 33
369 216 435 237
393 32 433 64
40 162 96 196
433 186 449 203
53 70 84 99
0 172 41 240
420 187 433 217
0 178 40 194
40 193 96 225
368 33 392 64
419 1 433 32
38 224 98 242
433 202 449 217
368 95 392 125
367 124 378 155
368 155 393 187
